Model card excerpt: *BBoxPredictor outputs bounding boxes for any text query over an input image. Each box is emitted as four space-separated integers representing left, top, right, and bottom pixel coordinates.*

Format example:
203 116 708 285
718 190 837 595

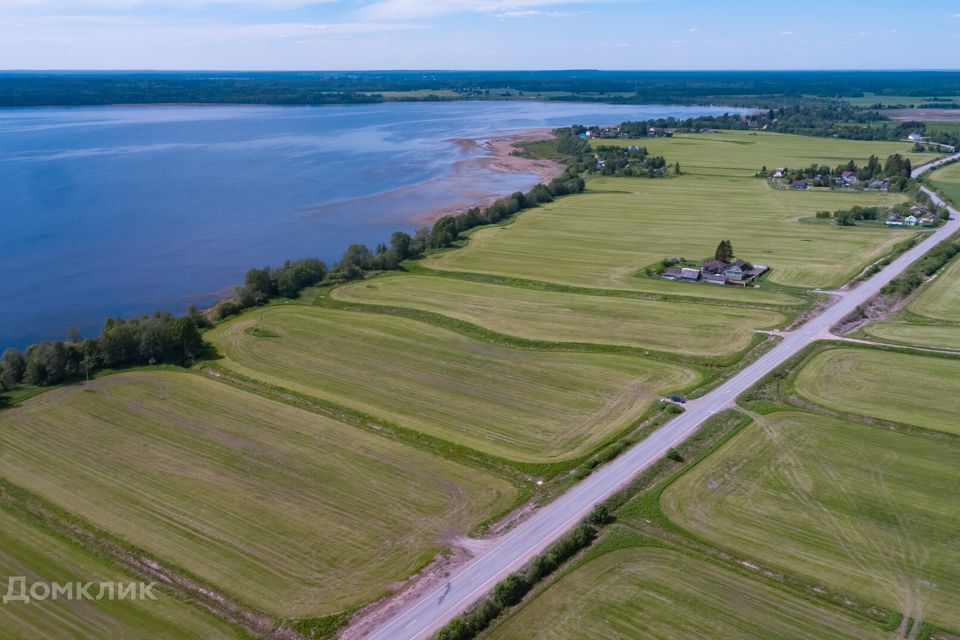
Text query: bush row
435 506 611 640
881 235 960 298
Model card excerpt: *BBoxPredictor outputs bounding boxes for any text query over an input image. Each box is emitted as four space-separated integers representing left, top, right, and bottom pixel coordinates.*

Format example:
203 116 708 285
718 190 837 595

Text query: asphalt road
367 154 960 640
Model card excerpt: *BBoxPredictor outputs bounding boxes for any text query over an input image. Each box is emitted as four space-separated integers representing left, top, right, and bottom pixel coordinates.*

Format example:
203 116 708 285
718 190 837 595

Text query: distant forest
3 70 960 107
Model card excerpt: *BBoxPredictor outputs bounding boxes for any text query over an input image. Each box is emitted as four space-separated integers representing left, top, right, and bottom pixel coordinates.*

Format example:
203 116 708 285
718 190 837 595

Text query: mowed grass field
0 508 237 640
0 372 515 618
865 255 960 349
602 129 936 177
662 411 960 631
927 158 960 205
793 348 960 435
332 274 786 356
206 306 699 463
424 173 914 292
486 547 891 640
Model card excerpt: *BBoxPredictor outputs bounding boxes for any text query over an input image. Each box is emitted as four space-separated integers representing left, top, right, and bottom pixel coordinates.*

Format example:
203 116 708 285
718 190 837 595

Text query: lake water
0 101 743 348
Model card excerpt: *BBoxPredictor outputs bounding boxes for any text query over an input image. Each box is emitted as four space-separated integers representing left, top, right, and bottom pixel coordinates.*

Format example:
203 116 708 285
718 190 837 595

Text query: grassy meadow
926 157 960 205
207 306 698 463
0 372 515 618
864 254 960 349
843 93 960 108
793 347 960 435
604 129 936 177
0 507 238 640
424 173 915 293
332 274 786 356
486 547 891 640
661 410 960 631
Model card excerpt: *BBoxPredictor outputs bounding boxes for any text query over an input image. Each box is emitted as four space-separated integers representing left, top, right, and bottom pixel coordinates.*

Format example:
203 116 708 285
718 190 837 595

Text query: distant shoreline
414 128 565 224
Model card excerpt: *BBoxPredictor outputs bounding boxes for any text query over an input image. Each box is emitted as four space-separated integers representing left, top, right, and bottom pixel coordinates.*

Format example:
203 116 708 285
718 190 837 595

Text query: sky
1 0 959 70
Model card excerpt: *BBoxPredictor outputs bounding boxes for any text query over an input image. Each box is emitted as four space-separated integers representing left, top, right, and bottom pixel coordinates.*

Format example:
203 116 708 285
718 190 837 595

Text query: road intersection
367 154 960 640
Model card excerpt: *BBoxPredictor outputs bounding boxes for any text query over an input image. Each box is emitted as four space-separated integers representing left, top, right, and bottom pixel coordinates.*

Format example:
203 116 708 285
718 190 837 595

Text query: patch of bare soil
886 109 960 122
337 542 472 640
338 497 541 639
832 291 914 336
786 295 840 331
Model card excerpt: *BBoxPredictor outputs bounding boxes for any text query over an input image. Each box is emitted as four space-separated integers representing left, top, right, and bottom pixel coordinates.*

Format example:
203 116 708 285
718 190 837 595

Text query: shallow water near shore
0 100 743 347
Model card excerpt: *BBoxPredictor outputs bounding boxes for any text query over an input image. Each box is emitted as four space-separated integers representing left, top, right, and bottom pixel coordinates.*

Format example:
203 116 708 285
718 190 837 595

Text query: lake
0 101 743 348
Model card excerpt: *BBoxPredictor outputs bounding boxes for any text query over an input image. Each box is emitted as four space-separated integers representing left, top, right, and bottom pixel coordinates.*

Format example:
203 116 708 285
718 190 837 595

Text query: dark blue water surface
0 101 743 348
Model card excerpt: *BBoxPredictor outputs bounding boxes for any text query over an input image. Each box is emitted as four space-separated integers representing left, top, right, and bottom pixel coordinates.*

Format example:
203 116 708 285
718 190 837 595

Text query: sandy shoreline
413 128 566 224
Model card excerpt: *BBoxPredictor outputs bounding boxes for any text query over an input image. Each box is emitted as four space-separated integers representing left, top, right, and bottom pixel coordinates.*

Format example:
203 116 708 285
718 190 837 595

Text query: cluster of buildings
662 258 769 287
886 204 939 227
647 127 674 138
772 167 891 191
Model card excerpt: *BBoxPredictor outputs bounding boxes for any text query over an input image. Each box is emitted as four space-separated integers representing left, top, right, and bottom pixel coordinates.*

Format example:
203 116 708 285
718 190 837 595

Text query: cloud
358 0 595 21
0 0 337 8
780 31 794 36
496 8 574 18
687 26 700 32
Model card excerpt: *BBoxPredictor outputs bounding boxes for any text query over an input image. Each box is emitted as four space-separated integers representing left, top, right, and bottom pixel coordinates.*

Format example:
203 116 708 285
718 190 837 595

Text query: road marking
367 154 960 640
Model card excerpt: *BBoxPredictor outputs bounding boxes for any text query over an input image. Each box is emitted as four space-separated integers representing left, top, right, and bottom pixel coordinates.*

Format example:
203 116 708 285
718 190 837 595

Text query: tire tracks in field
754 416 927 637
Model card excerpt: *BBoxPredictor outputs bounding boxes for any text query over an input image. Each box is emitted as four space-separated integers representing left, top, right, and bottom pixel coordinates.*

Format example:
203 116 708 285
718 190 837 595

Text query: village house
724 259 750 281
886 214 903 227
840 170 858 186
908 132 928 142
904 215 918 226
772 167 786 179
663 255 768 287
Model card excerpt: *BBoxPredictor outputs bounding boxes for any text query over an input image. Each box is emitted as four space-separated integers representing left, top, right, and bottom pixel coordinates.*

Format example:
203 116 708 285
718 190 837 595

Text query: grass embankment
0 372 515 619
0 507 237 640
485 546 892 640
661 410 960 632
864 258 960 350
793 347 960 435
332 274 787 357
206 306 699 465
926 156 960 205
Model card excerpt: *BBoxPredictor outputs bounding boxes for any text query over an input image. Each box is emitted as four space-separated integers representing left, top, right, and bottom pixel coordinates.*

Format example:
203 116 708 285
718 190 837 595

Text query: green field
793 347 960 435
332 274 786 356
424 173 914 293
864 322 960 350
662 411 960 631
487 547 890 640
0 507 237 640
865 254 960 349
925 122 960 136
843 93 960 108
603 129 936 177
927 158 960 205
0 372 515 617
207 306 698 463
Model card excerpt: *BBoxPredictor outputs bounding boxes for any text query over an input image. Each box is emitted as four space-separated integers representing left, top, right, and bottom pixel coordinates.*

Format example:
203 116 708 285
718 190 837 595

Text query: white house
904 215 918 226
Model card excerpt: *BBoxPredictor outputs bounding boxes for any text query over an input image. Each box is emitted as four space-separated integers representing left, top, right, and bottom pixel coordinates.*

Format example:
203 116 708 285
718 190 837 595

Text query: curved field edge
204 305 702 465
484 543 894 640
420 173 918 293
926 159 960 206
331 273 788 357
792 346 960 435
0 370 517 619
658 410 960 633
